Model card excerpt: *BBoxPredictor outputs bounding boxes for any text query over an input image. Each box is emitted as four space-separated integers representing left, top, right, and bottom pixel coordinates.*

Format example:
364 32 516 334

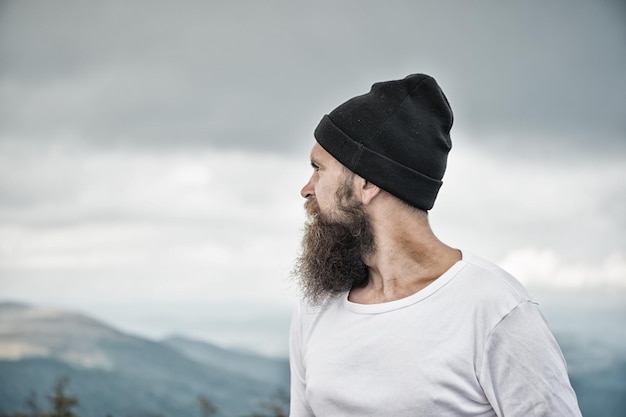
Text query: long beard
293 190 375 305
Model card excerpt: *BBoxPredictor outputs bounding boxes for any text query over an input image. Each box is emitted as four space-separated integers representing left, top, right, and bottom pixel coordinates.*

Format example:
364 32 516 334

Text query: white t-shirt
289 253 582 417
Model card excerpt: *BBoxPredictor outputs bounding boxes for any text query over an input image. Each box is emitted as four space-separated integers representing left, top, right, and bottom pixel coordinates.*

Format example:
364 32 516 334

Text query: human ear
357 177 381 205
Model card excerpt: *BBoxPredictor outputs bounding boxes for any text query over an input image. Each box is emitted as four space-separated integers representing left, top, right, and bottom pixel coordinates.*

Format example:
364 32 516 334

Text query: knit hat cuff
315 114 443 210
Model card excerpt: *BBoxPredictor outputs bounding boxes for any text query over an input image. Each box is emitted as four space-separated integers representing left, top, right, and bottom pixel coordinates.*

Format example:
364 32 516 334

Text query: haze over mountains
1 294 625 416
0 301 288 417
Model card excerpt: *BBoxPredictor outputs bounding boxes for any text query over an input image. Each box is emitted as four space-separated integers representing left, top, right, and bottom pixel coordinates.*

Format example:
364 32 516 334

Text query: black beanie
314 73 453 211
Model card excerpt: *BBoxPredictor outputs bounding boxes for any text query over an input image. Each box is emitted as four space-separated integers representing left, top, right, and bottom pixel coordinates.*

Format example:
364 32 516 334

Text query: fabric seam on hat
356 144 443 185
320 115 441 184
368 76 430 143
353 141 364 171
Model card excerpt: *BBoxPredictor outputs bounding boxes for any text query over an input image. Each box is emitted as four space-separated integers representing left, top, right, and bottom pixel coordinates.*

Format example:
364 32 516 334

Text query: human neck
348 208 461 305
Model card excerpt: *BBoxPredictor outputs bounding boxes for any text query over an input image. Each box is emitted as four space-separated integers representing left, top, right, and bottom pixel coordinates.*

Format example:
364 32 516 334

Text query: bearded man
289 74 582 417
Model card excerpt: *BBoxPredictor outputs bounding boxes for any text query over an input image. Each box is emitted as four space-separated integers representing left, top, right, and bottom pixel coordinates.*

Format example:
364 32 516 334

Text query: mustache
304 198 320 218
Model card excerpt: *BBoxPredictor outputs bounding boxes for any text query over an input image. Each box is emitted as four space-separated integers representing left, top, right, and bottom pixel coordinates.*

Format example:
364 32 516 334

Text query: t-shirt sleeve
289 304 315 417
478 301 582 417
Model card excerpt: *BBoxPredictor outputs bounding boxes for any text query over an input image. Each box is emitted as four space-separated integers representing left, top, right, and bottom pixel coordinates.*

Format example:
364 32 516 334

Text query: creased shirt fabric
289 253 582 417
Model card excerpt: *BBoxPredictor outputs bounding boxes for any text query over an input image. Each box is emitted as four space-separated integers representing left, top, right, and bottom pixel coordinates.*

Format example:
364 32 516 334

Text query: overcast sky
1 0 625 355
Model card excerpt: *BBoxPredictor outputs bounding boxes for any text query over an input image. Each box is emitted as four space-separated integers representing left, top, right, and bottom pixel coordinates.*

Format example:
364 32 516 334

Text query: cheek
318 195 344 221
315 181 336 208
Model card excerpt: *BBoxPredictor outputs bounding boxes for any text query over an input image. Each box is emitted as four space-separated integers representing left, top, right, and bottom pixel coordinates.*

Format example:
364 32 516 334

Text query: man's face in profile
293 144 375 305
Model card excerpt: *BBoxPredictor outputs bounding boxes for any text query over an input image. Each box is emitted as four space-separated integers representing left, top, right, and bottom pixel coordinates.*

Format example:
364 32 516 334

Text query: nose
301 176 314 199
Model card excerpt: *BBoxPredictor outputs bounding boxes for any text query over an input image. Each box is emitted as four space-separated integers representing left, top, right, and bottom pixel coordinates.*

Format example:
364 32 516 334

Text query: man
289 74 582 416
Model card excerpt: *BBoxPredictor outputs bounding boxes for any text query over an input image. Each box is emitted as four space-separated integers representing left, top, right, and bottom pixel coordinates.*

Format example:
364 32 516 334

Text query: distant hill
0 301 289 417
537 290 626 417
2 293 626 417
163 335 288 387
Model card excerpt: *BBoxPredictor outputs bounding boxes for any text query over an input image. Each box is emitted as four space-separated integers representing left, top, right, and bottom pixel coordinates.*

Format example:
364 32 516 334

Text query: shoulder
458 252 533 303
444 253 539 335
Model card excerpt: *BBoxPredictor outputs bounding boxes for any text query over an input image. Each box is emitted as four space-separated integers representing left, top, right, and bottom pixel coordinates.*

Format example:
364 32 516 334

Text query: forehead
310 142 341 167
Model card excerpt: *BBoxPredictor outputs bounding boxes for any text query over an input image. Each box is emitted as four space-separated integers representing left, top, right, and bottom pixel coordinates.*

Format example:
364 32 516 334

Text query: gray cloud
1 0 624 157
2 1 624 351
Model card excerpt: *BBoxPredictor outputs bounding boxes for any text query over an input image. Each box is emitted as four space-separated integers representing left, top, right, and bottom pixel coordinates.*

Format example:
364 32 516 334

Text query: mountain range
0 301 289 417
1 293 626 417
